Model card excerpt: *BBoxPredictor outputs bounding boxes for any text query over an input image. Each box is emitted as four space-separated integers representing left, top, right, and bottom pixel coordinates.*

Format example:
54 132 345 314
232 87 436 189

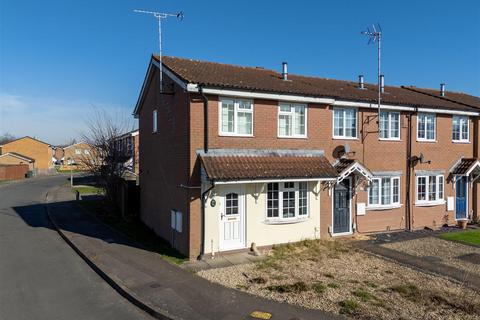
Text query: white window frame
367 176 401 209
332 107 358 139
417 113 436 142
379 111 401 140
452 115 469 143
415 175 445 206
265 181 309 222
218 98 254 137
277 103 307 138
152 109 158 133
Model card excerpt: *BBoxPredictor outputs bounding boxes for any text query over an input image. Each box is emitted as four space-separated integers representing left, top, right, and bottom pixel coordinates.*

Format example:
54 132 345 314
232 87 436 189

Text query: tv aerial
361 23 382 122
134 9 184 93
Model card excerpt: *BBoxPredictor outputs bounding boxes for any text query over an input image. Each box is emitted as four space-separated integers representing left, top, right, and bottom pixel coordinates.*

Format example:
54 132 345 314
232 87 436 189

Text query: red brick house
134 55 480 259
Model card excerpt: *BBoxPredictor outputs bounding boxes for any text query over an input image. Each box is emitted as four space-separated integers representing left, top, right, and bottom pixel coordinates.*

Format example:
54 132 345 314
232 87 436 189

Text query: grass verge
72 185 104 195
77 198 186 265
439 229 480 246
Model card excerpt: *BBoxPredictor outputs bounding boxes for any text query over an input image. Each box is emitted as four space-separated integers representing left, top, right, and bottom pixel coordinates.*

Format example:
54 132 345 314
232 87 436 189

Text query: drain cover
150 283 161 289
457 253 480 265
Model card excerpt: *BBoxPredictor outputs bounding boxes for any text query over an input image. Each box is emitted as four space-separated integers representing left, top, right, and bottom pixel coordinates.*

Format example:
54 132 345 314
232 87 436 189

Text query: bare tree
80 108 133 205
0 133 17 145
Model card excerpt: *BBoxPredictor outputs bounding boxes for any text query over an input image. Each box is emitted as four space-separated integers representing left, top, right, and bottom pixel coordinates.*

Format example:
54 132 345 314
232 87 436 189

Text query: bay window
417 113 436 141
379 111 400 140
266 182 308 221
219 98 253 136
278 103 306 138
368 177 400 208
333 108 357 139
452 116 469 142
416 175 444 205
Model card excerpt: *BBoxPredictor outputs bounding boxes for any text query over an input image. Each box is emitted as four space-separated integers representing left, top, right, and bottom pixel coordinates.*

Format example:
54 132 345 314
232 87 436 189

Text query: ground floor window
416 175 444 204
267 181 308 220
368 177 400 208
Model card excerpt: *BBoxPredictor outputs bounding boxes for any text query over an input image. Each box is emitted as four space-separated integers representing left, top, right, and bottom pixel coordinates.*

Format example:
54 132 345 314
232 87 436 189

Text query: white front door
219 185 245 251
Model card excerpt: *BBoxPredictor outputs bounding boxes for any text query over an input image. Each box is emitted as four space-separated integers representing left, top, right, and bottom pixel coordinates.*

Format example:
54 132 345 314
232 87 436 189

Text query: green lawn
77 198 187 265
72 185 104 195
439 229 480 246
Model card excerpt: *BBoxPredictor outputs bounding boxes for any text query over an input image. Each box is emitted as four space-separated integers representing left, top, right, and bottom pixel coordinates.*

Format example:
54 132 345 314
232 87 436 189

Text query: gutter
405 107 418 230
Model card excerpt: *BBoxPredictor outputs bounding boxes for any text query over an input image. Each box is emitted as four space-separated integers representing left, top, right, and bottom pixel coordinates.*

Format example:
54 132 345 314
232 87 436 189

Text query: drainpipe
473 117 479 221
405 108 417 231
199 86 209 153
200 180 215 258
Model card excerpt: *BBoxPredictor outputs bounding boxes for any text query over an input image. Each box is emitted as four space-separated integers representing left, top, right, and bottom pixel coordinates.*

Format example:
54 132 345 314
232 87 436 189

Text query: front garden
198 239 480 319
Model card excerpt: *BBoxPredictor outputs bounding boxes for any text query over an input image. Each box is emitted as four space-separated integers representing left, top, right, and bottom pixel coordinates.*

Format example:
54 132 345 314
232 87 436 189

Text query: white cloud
0 92 136 146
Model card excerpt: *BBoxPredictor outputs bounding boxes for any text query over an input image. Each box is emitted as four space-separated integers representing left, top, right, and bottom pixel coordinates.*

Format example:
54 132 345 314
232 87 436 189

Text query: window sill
416 139 437 143
452 140 470 144
366 204 402 211
218 133 254 138
277 135 308 139
332 137 359 141
379 138 402 142
414 200 446 207
263 217 309 225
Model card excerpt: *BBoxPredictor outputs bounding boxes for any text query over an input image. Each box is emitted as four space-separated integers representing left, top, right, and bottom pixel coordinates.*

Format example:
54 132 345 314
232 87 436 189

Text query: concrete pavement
0 176 151 320
47 184 340 320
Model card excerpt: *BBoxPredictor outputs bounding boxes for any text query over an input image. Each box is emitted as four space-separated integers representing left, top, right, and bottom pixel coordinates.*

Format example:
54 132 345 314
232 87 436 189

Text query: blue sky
1 0 479 145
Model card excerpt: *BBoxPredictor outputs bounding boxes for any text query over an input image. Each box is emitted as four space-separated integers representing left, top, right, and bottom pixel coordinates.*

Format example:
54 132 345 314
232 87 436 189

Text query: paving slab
46 186 339 320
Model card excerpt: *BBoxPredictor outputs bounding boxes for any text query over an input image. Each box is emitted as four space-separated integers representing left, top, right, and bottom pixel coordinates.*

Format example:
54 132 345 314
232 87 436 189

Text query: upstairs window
278 103 307 138
266 181 308 221
368 177 400 208
379 111 400 140
333 108 357 139
417 113 436 141
152 109 158 133
416 175 444 205
219 98 253 136
452 116 469 142
75 149 81 155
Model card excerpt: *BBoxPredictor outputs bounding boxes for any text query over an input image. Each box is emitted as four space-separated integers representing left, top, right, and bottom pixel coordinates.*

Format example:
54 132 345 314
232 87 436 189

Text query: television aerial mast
134 9 184 93
361 23 382 122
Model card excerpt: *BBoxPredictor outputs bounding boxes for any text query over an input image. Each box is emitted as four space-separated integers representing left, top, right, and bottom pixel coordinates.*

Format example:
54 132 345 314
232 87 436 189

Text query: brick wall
0 164 28 181
138 69 194 258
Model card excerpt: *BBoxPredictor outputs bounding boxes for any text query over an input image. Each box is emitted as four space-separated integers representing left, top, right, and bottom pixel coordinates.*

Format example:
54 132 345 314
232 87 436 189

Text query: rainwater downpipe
198 85 212 258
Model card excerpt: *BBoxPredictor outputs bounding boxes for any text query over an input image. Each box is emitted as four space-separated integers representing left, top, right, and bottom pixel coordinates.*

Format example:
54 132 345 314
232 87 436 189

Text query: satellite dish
332 145 346 159
344 144 351 153
419 153 424 163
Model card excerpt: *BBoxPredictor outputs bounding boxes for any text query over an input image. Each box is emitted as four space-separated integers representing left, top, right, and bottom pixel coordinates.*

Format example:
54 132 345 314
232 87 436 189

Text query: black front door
333 179 351 234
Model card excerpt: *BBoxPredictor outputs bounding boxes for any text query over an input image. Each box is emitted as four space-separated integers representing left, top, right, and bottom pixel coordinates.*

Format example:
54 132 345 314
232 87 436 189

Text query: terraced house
134 55 480 260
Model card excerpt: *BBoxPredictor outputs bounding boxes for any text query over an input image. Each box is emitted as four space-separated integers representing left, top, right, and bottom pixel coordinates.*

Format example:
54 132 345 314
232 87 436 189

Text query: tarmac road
0 176 150 320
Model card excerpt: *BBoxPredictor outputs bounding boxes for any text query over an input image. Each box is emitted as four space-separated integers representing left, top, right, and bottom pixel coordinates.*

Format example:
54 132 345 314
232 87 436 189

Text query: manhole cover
457 253 480 265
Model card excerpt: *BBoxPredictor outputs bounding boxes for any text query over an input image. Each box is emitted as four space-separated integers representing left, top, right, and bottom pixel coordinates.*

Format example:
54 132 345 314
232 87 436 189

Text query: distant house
113 129 140 176
0 152 35 170
0 136 55 175
62 142 93 170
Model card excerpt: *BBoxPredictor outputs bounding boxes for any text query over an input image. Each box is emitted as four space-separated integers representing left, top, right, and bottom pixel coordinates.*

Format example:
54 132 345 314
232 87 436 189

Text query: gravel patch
198 240 480 319
383 236 480 276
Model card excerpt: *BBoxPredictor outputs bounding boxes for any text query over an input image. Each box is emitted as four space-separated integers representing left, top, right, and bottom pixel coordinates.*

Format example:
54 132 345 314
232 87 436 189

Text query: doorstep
182 251 265 272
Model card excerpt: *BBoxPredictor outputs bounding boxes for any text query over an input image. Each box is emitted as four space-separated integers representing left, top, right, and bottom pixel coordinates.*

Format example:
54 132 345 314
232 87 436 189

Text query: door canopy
333 158 373 184
450 157 480 183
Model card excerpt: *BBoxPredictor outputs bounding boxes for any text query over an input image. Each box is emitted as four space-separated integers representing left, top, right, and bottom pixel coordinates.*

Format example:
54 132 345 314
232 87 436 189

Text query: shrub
312 282 327 294
267 281 308 293
352 288 375 302
339 299 359 315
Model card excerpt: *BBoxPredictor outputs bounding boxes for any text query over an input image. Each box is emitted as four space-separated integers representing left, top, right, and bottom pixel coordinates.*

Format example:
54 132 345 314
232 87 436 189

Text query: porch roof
333 158 373 183
198 149 337 182
450 158 480 176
